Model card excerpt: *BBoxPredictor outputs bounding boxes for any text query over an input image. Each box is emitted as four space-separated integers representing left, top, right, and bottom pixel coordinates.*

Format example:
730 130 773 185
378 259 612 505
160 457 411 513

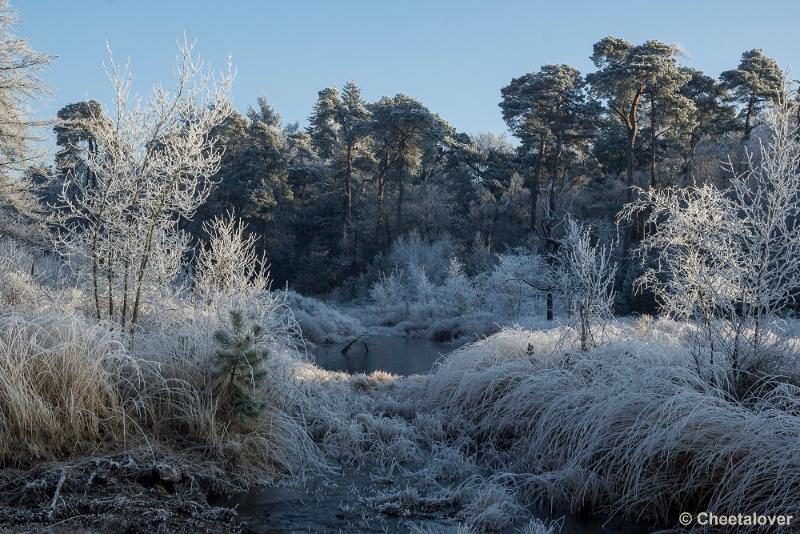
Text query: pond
312 335 463 376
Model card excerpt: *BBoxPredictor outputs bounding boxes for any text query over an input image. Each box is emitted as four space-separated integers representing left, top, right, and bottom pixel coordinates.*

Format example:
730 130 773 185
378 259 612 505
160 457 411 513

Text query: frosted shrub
407 262 436 307
439 257 479 315
284 290 363 344
51 38 233 331
555 217 616 350
195 214 269 301
0 238 64 287
482 249 547 316
633 313 654 336
365 245 556 339
0 239 83 314
369 268 405 312
622 99 800 391
388 230 456 284
0 270 36 308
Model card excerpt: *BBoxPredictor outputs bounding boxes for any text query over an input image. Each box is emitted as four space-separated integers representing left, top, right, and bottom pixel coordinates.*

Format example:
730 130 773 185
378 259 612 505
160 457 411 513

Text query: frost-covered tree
484 249 548 317
368 94 449 243
52 38 233 330
183 109 249 231
587 37 687 192
636 42 693 187
212 310 269 422
53 100 103 192
721 49 783 140
678 69 737 185
0 1 50 228
622 95 800 388
244 97 292 225
0 1 50 177
588 37 688 303
308 81 371 237
555 217 616 351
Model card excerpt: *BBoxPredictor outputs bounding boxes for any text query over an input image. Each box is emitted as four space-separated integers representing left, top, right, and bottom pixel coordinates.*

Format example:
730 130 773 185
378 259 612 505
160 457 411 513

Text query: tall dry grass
421 321 800 530
0 312 139 465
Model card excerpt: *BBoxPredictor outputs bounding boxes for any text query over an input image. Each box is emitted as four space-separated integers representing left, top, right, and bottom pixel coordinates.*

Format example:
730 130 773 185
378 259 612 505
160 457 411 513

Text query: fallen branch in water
341 334 369 355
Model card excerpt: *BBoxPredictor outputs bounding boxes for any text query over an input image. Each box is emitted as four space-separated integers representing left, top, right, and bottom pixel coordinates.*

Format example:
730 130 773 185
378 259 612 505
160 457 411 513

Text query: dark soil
0 455 242 533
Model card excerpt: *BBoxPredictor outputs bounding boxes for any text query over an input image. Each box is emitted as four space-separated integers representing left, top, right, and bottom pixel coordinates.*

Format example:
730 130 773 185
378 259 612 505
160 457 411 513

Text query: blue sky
16 0 800 137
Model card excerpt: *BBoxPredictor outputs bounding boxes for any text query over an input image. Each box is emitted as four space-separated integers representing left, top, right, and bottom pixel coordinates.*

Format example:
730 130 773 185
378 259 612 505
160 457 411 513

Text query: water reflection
313 335 462 376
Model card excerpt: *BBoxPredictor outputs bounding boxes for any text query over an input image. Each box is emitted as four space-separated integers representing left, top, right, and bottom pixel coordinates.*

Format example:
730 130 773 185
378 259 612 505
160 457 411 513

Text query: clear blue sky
15 0 800 137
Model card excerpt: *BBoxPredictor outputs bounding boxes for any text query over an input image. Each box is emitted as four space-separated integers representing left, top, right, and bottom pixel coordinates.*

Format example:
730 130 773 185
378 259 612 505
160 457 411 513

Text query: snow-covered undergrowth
353 233 548 341
284 290 364 344
416 319 800 530
352 227 614 345
0 243 325 488
0 312 136 464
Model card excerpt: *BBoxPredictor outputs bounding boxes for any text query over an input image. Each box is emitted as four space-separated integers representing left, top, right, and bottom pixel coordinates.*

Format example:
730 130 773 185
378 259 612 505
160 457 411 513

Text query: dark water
218 473 647 534
216 471 464 533
312 336 462 376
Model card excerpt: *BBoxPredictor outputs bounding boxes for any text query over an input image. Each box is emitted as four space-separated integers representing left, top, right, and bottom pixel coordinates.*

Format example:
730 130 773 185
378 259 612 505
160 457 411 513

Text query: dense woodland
29 37 785 309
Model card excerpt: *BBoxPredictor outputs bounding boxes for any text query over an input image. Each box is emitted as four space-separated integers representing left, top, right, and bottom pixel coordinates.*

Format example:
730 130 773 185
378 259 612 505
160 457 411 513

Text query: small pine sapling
213 310 269 422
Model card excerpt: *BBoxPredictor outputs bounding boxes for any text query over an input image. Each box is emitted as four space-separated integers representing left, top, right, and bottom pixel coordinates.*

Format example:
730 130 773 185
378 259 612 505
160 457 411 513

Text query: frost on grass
284 290 365 344
284 314 800 531
7 219 800 531
414 322 800 530
3 99 800 532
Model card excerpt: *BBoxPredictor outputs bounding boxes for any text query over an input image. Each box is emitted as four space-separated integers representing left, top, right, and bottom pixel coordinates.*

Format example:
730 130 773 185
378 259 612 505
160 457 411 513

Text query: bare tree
555 217 616 351
0 0 51 227
621 89 800 388
52 37 233 331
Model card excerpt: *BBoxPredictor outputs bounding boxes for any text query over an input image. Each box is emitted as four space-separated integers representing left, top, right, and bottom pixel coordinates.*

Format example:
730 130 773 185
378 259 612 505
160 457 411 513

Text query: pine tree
212 310 269 422
721 49 783 140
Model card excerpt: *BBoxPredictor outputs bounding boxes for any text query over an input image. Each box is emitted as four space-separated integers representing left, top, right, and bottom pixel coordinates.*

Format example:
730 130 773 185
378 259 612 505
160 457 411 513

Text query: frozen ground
2 238 799 532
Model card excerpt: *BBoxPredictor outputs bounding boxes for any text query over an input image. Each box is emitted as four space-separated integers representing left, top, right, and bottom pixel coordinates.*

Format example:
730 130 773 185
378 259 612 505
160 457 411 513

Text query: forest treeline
33 37 787 308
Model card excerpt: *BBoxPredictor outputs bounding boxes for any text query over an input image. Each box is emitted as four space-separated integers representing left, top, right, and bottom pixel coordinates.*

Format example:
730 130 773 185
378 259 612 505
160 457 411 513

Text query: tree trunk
545 237 558 321
624 88 642 200
625 127 636 199
377 174 388 245
548 135 563 217
377 148 388 245
395 177 404 236
682 138 697 187
744 95 755 140
580 304 589 351
649 92 657 188
619 121 638 311
344 143 353 237
529 137 546 232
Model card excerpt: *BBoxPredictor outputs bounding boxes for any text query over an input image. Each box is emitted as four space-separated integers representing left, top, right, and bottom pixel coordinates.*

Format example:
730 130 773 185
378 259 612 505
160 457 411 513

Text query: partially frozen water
219 471 646 533
215 470 465 533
